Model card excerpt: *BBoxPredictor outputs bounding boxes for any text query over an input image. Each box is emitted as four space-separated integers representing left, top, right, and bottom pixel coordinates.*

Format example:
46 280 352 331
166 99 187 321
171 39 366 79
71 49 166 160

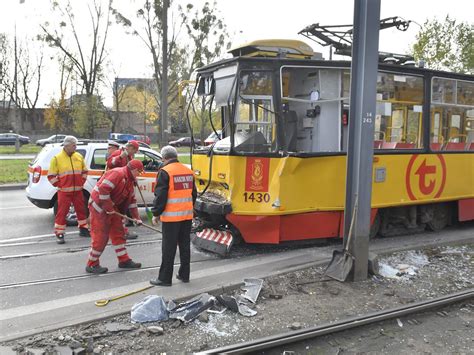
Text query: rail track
0 255 225 290
203 289 474 354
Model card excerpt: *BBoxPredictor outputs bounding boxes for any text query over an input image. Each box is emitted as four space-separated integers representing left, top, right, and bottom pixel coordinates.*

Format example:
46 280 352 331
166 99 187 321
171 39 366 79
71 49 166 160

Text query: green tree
412 15 473 74
71 95 109 137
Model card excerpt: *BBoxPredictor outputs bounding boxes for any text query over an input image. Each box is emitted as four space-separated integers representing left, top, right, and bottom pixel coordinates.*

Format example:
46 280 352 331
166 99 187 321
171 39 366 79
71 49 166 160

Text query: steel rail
203 288 474 354
0 238 162 260
0 256 219 290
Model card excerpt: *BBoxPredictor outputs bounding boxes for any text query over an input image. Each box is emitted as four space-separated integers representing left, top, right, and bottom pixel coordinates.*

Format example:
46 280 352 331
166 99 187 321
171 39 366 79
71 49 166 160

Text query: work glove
134 218 143 226
152 216 160 226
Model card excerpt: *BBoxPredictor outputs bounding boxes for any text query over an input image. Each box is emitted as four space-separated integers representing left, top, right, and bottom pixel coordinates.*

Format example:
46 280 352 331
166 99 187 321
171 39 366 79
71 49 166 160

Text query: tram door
385 107 421 146
431 109 444 144
388 108 405 142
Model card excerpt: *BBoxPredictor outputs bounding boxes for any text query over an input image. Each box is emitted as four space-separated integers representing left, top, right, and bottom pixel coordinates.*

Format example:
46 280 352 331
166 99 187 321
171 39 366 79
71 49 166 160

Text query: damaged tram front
190 40 474 256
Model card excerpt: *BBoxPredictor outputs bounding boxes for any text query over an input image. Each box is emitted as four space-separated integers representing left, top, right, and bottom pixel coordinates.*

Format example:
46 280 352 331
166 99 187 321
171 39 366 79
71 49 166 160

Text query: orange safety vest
160 162 194 222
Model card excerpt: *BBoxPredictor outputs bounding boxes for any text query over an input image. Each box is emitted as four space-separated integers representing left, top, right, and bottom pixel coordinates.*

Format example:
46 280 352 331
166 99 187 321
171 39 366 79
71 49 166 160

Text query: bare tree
113 0 190 144
40 0 112 137
18 43 44 130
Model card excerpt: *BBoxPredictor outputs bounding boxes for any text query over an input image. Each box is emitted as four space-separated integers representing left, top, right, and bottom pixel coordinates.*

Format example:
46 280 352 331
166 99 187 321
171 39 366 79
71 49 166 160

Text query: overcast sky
2 0 473 107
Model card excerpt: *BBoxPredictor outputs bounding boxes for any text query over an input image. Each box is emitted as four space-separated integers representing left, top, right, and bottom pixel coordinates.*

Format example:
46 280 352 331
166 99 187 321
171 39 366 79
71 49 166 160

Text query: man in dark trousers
150 145 196 286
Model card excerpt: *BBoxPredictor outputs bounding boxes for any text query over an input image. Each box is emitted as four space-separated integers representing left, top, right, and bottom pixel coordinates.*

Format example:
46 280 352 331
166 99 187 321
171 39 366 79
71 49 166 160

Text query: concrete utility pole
343 0 381 281
160 0 169 146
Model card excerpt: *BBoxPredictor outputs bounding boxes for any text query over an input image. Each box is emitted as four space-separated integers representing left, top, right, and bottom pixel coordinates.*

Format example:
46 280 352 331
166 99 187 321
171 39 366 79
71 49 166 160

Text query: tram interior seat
430 143 443 151
445 142 466 151
468 142 474 151
381 142 397 149
283 110 298 151
395 142 416 149
374 140 383 149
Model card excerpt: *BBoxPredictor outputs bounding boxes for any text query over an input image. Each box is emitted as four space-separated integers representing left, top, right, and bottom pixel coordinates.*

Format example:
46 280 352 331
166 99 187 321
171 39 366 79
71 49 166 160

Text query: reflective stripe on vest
160 162 194 222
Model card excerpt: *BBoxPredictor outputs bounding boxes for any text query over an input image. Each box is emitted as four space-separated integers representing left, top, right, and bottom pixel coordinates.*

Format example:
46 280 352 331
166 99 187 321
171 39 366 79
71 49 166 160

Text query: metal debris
241 278 263 303
169 293 216 323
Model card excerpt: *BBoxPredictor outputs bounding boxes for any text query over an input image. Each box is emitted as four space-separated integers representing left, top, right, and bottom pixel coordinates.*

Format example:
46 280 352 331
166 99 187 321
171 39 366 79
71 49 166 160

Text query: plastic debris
396 318 403 327
169 293 216 323
241 278 263 303
131 295 169 323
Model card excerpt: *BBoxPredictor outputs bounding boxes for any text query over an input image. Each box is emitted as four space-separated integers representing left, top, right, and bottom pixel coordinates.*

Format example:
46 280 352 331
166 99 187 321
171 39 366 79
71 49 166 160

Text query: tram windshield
234 71 276 153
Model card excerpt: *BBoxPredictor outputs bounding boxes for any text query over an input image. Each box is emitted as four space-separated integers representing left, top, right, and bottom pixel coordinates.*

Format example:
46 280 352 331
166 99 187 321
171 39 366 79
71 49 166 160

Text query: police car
26 141 163 225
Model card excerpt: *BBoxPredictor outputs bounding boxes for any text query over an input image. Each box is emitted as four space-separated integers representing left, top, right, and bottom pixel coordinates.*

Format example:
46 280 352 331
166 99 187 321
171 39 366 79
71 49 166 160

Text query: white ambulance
26 141 162 225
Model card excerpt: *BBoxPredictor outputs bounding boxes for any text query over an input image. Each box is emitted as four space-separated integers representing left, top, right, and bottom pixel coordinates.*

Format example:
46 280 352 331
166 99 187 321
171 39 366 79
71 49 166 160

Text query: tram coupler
192 228 235 257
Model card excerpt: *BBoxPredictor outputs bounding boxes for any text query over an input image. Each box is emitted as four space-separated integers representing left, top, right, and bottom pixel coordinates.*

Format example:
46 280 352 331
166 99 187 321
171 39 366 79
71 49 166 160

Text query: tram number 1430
243 192 270 203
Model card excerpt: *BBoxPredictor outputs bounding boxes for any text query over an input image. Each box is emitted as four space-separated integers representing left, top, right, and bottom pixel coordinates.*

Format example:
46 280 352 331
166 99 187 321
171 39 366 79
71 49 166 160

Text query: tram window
374 72 424 149
234 97 275 153
280 66 348 153
234 71 276 153
430 78 474 151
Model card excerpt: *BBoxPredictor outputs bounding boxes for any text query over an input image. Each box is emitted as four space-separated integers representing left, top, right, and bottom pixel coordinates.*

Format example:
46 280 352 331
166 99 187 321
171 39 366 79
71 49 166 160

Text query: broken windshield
233 71 276 153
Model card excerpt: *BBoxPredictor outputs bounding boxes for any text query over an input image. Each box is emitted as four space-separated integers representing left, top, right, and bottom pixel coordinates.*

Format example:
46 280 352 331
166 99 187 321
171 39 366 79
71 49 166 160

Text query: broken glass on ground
169 293 216 323
131 295 169 323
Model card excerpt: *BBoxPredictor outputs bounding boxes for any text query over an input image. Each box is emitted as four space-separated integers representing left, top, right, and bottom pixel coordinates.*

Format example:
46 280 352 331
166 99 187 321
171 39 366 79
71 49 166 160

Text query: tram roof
196 56 473 81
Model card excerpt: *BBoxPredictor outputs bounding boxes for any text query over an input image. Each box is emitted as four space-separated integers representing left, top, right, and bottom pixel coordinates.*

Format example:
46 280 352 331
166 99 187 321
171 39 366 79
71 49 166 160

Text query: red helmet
127 140 139 150
127 159 144 172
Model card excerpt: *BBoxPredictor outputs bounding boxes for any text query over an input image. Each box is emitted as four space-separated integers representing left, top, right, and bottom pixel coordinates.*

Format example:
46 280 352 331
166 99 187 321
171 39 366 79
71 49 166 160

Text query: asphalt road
0 189 221 309
0 188 473 342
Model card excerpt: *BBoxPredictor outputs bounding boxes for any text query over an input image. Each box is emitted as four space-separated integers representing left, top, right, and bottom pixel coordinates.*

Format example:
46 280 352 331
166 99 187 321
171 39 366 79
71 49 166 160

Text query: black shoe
79 228 90 238
150 279 172 287
125 220 134 227
125 231 138 240
56 234 65 244
176 274 190 283
85 265 108 274
118 259 142 269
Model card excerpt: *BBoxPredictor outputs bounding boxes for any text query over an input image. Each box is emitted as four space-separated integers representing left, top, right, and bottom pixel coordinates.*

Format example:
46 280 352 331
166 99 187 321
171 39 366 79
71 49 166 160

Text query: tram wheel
369 212 381 239
426 203 450 231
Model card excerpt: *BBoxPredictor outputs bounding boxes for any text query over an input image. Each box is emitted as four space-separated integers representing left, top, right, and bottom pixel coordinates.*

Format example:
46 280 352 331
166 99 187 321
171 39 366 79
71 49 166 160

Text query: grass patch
0 144 41 154
150 145 190 154
0 159 30 184
179 155 190 164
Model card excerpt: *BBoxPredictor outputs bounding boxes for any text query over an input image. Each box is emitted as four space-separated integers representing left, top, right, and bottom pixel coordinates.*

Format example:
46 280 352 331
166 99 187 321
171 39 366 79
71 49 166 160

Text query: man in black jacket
150 145 197 286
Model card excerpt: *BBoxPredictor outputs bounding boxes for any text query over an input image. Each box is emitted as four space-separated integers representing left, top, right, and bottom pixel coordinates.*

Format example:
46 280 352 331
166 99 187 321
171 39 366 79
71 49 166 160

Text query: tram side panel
193 152 474 244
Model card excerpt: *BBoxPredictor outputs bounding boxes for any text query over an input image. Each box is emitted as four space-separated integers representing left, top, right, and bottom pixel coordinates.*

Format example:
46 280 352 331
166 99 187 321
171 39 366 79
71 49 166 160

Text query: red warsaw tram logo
405 154 447 201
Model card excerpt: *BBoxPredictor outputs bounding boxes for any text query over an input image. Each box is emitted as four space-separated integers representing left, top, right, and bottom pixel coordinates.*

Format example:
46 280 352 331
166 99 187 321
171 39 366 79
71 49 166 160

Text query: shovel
112 211 161 233
135 182 154 224
95 285 154 307
324 199 358 282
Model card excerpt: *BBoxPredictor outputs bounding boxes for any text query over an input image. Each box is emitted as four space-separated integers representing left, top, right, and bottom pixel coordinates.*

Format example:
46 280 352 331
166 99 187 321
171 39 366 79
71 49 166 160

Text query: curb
0 183 27 191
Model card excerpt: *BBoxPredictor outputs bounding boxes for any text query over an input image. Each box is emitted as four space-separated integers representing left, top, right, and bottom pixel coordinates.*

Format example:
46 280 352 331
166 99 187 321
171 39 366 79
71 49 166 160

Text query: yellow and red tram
190 40 474 255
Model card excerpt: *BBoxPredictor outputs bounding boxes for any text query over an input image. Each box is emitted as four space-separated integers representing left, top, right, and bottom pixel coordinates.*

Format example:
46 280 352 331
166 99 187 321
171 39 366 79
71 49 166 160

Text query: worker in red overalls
106 139 140 240
106 140 139 170
86 159 144 274
47 135 90 244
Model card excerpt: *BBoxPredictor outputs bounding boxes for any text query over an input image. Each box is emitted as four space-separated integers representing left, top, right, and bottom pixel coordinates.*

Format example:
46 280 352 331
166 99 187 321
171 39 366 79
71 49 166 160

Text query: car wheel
54 200 78 226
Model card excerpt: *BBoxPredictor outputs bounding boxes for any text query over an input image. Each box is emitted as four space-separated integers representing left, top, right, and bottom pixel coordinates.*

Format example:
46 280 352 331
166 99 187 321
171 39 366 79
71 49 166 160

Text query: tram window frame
430 77 474 152
233 70 277 154
374 71 425 150
279 65 348 154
